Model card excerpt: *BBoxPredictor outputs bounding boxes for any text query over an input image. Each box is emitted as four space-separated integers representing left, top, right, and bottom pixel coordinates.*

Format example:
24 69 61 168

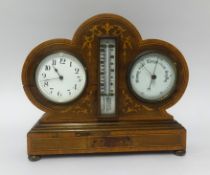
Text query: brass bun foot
28 155 41 161
174 150 186 156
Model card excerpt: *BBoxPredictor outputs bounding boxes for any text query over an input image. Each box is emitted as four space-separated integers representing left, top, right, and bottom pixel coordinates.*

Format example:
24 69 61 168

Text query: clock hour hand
52 65 63 80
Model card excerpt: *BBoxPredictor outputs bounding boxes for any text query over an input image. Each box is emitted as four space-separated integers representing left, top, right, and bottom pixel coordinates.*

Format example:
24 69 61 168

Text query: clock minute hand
40 77 60 82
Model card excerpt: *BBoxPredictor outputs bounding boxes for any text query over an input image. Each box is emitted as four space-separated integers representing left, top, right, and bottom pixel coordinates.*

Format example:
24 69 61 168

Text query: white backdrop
0 0 210 175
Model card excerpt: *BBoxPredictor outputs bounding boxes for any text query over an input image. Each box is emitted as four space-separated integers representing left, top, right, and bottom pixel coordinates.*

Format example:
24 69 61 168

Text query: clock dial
35 52 86 103
129 52 177 102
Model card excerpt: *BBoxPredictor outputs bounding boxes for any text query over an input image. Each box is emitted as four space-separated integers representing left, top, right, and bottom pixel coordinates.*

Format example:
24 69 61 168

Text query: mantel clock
22 14 189 161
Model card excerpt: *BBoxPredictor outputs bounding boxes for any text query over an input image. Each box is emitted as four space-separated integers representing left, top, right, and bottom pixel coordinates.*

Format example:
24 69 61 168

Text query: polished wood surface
22 13 189 160
28 120 186 157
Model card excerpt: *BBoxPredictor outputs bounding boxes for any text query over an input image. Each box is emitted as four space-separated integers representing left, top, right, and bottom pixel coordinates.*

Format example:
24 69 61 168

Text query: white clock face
129 52 177 102
35 52 87 103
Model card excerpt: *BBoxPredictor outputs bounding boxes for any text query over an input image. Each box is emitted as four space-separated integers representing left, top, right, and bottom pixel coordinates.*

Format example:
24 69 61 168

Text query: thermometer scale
99 39 116 115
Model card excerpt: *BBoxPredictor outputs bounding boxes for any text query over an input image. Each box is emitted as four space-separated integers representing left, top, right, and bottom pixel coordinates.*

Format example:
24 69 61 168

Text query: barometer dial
35 52 86 103
129 52 177 102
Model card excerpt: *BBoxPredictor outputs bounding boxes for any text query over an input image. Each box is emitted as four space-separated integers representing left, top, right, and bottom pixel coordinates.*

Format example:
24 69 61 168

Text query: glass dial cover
129 52 177 102
35 52 86 103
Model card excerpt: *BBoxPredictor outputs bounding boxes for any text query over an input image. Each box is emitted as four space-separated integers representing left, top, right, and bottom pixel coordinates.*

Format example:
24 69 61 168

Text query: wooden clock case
22 13 189 161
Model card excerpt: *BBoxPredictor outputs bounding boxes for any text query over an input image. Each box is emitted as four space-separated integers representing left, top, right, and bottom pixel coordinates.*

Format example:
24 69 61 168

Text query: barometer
22 14 189 161
129 52 177 102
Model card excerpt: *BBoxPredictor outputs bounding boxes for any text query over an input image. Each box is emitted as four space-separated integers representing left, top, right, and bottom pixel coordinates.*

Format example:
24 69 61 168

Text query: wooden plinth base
27 120 186 160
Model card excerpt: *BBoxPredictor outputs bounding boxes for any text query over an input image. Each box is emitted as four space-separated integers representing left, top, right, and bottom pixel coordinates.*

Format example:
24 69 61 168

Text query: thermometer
100 39 116 115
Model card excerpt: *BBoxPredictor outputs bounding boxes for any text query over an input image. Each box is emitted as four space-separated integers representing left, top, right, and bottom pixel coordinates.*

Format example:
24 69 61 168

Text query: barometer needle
147 78 153 90
152 59 159 75
147 59 158 90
